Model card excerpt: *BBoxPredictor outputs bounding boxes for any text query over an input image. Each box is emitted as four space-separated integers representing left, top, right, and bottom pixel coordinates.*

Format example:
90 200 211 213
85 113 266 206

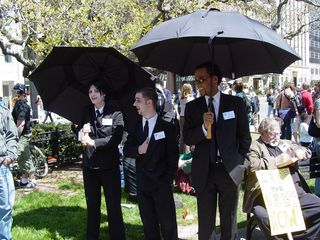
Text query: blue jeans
0 165 15 240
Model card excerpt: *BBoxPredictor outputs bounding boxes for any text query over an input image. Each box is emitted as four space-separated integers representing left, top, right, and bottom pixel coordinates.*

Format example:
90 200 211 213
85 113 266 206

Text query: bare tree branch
271 0 288 30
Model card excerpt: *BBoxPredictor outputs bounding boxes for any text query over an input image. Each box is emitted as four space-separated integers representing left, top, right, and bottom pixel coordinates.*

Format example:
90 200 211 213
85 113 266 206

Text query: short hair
302 82 310 90
136 87 158 109
233 79 243 92
195 62 222 84
258 118 281 135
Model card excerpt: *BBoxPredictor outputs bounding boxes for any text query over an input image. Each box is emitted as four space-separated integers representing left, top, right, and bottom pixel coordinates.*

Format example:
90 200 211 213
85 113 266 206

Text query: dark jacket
78 100 124 170
124 116 179 191
183 93 251 193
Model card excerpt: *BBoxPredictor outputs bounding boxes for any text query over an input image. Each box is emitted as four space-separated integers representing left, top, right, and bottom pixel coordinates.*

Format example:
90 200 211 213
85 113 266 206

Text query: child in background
299 112 313 149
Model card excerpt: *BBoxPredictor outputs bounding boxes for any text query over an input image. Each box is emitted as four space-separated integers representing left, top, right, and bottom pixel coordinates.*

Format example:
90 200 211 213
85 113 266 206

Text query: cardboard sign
256 168 306 236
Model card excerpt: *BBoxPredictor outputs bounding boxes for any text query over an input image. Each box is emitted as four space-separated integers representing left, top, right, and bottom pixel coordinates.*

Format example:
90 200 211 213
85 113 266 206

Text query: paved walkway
178 224 266 240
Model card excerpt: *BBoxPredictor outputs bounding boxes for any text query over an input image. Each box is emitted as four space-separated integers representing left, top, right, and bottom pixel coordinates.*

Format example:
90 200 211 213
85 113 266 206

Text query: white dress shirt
143 113 158 140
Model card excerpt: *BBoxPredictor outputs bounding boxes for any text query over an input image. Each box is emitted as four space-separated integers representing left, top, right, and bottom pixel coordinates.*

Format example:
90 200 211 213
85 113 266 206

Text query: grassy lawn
12 177 251 240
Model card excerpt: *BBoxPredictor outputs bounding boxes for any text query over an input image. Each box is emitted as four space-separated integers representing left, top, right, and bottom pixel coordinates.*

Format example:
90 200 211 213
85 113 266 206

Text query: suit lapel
198 96 208 114
217 93 226 124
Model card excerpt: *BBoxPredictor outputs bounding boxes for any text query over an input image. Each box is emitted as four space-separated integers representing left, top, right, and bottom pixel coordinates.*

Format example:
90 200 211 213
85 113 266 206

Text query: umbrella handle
206 124 212 139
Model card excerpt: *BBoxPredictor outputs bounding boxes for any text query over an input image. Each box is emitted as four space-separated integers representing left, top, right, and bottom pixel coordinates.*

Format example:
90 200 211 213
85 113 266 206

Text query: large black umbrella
132 8 300 78
29 47 154 128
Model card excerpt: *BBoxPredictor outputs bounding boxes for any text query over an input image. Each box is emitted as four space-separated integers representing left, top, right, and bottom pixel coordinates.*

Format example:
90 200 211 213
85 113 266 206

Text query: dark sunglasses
194 77 206 84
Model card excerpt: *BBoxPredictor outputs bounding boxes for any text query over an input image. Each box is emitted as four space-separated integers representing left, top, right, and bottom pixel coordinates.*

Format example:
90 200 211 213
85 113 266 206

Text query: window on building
311 69 314 74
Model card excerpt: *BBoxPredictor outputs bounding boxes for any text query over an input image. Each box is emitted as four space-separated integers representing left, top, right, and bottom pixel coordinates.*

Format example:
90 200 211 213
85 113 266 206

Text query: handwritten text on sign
256 168 306 236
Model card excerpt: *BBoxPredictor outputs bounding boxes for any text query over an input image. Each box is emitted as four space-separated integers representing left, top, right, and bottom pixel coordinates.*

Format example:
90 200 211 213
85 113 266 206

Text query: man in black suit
183 62 251 240
124 87 179 240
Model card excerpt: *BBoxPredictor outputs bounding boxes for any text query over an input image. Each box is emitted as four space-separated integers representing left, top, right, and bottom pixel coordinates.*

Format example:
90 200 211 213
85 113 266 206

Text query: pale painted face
133 92 149 117
88 85 105 107
261 127 281 147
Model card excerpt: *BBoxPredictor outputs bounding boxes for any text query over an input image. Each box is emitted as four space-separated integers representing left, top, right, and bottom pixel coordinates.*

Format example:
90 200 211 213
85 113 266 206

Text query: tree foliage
0 0 319 76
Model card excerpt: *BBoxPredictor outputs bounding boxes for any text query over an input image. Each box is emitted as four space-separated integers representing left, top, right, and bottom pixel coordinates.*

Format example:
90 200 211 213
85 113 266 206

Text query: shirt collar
205 90 221 104
143 113 158 124
95 105 104 114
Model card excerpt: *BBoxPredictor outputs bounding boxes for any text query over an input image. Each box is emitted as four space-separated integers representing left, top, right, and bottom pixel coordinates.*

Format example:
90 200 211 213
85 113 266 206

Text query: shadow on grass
13 206 143 239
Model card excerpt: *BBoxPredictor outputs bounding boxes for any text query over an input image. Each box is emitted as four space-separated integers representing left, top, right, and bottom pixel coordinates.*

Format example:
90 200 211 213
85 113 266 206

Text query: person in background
299 112 313 149
234 80 252 125
179 83 194 154
266 89 276 117
0 104 18 240
124 87 179 240
76 79 125 240
220 78 232 95
11 83 36 190
183 62 251 240
301 82 314 116
312 81 320 197
0 97 5 107
243 117 320 239
276 84 296 140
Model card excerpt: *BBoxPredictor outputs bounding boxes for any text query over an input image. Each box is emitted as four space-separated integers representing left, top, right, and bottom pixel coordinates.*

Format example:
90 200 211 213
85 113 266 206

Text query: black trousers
137 182 177 240
83 167 125 240
196 163 239 240
252 193 320 240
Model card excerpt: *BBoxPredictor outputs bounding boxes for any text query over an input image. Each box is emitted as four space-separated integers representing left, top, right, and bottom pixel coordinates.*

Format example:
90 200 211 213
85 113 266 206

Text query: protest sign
256 168 306 236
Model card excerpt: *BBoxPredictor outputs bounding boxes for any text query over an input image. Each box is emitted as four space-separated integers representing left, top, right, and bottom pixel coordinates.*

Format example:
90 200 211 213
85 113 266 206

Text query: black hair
87 79 109 96
195 62 222 84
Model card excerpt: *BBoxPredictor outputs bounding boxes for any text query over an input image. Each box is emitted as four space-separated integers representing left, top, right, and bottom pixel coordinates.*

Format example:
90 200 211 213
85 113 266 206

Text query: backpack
251 95 260 114
237 92 252 113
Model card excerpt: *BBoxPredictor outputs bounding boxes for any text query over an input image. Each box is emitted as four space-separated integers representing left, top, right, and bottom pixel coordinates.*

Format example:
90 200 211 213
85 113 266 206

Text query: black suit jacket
78 100 124 169
183 93 251 192
124 116 179 191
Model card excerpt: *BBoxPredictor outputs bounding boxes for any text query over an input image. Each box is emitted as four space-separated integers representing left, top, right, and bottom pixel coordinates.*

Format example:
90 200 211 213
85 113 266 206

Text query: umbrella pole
205 32 222 140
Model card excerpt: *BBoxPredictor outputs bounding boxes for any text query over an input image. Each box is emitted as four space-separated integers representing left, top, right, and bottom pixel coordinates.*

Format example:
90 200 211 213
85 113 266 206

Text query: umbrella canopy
132 8 300 78
29 46 154 128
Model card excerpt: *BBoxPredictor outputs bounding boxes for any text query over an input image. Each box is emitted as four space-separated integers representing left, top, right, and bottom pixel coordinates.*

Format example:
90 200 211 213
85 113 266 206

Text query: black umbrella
132 8 300 78
29 46 154 128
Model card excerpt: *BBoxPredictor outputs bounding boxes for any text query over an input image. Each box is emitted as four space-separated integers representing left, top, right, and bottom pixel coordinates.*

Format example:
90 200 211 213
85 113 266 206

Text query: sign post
256 168 306 237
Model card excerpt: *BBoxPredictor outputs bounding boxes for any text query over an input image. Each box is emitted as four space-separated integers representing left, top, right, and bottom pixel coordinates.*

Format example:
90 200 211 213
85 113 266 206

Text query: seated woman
243 117 320 239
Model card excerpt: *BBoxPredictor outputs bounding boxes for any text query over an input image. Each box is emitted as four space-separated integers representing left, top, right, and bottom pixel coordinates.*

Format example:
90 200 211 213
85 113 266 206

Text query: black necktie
208 97 218 164
96 110 101 118
143 120 149 140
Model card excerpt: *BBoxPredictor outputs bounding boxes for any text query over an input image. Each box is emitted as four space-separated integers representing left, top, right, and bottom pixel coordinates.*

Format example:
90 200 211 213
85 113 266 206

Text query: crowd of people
2 68 320 240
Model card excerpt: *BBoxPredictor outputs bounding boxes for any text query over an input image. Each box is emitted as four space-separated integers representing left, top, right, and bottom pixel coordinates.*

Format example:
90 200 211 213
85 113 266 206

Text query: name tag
102 118 113 126
154 131 165 140
223 111 235 120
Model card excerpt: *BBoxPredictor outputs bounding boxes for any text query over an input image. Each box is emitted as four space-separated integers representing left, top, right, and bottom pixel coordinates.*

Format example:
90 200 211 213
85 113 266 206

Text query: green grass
12 178 247 240
12 177 315 239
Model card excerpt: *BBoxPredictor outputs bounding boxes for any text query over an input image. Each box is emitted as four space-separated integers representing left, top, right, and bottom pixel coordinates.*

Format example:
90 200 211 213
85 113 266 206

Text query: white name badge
102 118 113 126
223 110 235 120
154 131 165 140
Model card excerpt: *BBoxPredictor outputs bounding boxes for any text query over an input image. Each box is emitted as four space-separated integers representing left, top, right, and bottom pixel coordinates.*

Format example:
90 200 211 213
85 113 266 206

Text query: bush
31 123 82 164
